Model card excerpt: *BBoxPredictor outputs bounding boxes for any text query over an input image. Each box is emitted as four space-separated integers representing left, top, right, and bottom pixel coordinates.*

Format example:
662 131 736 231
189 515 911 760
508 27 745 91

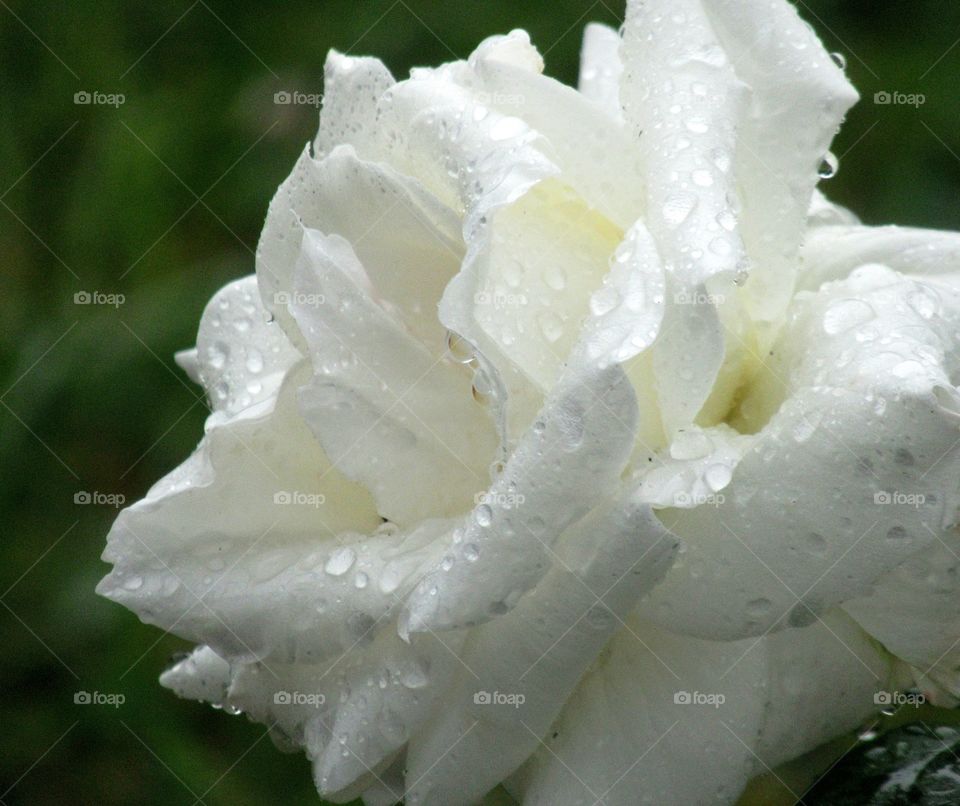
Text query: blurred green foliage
1 1 959 804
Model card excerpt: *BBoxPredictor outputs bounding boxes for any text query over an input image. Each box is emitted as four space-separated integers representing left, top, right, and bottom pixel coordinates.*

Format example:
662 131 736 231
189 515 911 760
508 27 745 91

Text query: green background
1 1 959 804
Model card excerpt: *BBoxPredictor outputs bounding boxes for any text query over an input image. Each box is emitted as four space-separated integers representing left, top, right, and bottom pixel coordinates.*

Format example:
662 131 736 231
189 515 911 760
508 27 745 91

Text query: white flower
99 2 960 804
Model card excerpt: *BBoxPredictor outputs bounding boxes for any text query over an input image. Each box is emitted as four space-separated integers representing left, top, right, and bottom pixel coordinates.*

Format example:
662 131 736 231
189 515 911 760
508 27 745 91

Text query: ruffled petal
702 0 858 327
402 364 639 633
98 363 464 665
801 224 960 292
256 142 464 352
578 23 623 121
470 33 644 229
292 227 497 526
843 532 960 705
314 51 395 158
620 0 748 432
641 264 960 640
192 275 301 415
403 492 679 805
510 611 893 805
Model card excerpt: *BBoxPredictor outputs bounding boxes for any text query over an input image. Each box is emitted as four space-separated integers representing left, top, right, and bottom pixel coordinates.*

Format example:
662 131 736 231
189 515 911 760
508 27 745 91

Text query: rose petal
192 275 301 416
402 364 639 633
472 45 644 228
510 611 892 806
703 0 858 327
578 23 623 121
292 227 497 526
314 50 395 158
98 365 468 665
801 224 960 292
403 493 678 805
256 143 463 352
641 264 960 640
843 533 960 706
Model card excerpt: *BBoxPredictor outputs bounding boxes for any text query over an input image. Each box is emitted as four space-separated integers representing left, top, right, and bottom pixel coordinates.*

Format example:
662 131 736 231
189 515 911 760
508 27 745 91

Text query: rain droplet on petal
818 152 839 179
325 547 356 577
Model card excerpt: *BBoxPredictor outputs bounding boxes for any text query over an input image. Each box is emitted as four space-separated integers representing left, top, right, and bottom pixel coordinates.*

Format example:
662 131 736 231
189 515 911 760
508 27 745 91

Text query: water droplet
590 285 620 317
543 265 567 291
123 575 143 591
354 571 369 589
537 311 563 343
886 525 909 542
245 349 264 374
662 191 698 226
830 51 847 69
906 287 939 320
586 605 614 629
822 298 874 334
704 463 732 492
446 331 475 364
733 258 750 286
464 543 480 562
716 210 737 232
489 116 526 141
818 152 838 179
858 727 878 742
691 169 713 187
400 663 429 689
475 504 493 527
325 547 356 576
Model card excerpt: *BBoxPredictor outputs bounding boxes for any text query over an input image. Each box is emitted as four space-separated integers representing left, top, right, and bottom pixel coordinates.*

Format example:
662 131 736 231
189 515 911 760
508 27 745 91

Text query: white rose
99 2 960 804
